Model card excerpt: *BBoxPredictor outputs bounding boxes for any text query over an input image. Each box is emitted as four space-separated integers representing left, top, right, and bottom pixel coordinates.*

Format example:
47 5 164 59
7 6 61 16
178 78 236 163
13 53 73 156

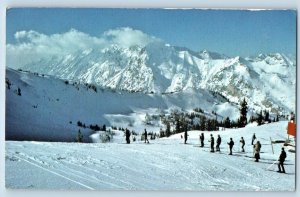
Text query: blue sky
7 8 296 57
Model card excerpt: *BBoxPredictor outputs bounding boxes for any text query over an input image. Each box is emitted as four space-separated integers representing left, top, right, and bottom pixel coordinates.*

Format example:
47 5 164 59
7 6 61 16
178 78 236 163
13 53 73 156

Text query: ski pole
267 160 278 170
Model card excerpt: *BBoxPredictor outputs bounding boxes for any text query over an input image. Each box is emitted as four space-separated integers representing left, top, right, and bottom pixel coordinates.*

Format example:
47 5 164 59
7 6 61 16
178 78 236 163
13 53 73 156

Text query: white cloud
7 27 160 68
103 27 160 48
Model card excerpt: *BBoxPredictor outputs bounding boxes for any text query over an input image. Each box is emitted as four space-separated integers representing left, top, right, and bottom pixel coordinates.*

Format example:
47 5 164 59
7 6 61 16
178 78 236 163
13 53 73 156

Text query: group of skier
125 128 150 144
125 128 287 173
198 132 287 173
203 133 237 155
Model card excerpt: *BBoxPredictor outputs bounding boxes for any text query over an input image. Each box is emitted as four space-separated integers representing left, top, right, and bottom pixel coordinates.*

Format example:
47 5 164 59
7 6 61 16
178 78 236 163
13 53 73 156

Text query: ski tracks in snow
5 139 295 191
6 152 95 190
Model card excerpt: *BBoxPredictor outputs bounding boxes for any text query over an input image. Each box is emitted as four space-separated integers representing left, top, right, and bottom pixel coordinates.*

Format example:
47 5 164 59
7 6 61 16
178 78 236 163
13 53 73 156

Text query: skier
144 129 149 143
251 133 256 145
184 130 188 144
277 147 287 173
200 133 204 147
240 137 245 152
209 134 215 152
216 134 221 152
253 141 261 162
125 128 131 144
227 138 234 155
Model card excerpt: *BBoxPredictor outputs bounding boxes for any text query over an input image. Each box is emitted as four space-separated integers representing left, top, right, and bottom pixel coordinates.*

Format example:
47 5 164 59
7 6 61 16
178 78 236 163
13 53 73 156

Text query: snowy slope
5 121 295 190
7 28 296 113
5 68 239 142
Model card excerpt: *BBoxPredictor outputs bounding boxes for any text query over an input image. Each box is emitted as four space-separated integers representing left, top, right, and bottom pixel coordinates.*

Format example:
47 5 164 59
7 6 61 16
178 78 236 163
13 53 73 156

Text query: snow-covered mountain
7 28 296 113
6 68 239 141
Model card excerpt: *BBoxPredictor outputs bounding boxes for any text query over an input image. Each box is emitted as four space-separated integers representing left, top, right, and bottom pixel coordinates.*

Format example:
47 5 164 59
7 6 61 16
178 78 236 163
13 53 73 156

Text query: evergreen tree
237 118 241 127
166 122 171 137
257 110 263 126
160 129 165 138
190 112 195 126
224 117 231 128
17 87 21 96
206 119 213 131
250 115 255 123
183 121 188 132
200 116 206 131
264 110 270 123
175 117 181 134
77 121 82 127
239 98 248 127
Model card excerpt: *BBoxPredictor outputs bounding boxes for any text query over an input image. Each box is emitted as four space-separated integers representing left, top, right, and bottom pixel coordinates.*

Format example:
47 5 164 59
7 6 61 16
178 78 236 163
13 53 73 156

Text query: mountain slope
7 28 296 113
6 68 239 142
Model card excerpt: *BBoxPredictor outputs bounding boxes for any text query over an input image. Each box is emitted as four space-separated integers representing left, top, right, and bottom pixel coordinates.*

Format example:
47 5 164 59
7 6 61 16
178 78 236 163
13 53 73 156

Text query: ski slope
5 68 239 142
5 121 295 191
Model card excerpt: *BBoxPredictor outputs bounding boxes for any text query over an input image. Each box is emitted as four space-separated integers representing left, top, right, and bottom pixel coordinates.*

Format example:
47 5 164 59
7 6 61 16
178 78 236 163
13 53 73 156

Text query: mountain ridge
7 28 296 113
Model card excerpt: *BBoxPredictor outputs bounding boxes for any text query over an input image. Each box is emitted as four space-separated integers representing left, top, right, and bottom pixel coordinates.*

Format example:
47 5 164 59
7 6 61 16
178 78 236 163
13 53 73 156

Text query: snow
5 121 295 190
4 28 296 191
6 68 239 142
7 29 296 113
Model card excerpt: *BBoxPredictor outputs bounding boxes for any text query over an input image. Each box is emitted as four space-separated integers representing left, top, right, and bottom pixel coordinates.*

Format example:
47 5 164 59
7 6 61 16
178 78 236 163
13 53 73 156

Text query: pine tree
257 110 263 126
17 87 21 96
250 115 255 123
239 98 248 127
264 110 270 123
200 116 206 131
175 117 181 134
206 119 212 131
160 128 165 138
166 122 171 137
224 117 231 128
77 121 82 127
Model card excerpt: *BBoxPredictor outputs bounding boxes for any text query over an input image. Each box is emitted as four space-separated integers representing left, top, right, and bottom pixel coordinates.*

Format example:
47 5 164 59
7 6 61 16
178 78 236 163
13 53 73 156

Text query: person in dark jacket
210 134 215 152
184 130 188 144
253 141 261 162
200 133 204 147
125 128 131 144
278 147 287 173
216 135 221 152
251 133 256 145
144 129 149 143
240 137 245 152
227 138 234 155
